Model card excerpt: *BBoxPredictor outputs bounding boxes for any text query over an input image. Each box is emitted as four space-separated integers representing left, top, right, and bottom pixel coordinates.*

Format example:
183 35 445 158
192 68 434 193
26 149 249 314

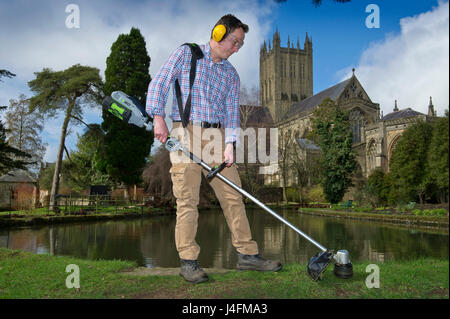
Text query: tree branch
70 115 92 128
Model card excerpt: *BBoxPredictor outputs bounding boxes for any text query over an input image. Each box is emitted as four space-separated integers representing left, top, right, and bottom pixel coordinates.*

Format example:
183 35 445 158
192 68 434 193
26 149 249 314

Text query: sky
0 0 448 163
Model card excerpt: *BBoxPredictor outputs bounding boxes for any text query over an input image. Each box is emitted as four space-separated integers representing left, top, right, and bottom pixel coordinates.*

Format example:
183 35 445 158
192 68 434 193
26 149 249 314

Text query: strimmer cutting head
307 250 334 281
307 249 354 281
333 250 353 279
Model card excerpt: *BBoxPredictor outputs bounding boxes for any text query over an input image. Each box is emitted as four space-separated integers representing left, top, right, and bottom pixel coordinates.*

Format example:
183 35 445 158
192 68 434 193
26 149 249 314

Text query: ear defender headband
212 24 228 42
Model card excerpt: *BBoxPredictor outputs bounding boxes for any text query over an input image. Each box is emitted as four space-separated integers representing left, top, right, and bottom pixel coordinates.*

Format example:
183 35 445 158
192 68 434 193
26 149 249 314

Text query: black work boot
179 259 209 284
237 253 282 272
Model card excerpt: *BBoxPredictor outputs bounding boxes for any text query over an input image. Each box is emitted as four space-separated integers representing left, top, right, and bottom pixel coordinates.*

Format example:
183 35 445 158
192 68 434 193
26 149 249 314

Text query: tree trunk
282 171 287 203
49 100 75 211
124 187 130 202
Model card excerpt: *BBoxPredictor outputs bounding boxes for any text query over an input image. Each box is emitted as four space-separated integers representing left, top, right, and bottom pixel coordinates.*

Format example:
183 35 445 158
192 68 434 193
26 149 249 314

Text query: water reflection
0 208 448 269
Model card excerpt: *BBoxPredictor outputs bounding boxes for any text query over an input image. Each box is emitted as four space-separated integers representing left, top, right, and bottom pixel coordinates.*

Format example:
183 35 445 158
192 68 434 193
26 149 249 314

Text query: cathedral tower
260 30 313 122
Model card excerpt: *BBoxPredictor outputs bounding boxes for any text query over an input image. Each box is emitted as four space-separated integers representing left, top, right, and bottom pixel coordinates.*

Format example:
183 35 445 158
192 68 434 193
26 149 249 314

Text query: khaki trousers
169 122 259 260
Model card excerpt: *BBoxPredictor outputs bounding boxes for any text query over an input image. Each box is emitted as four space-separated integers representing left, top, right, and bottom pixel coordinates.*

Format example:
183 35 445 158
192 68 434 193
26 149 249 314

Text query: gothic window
264 81 267 102
343 89 350 100
291 94 298 102
367 140 377 172
349 109 368 144
358 91 364 99
350 82 357 94
269 80 272 99
388 136 401 170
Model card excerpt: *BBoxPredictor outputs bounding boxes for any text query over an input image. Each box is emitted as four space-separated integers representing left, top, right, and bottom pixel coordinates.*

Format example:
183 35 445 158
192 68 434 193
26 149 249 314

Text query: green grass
0 248 448 299
0 207 53 217
0 206 167 217
298 207 449 228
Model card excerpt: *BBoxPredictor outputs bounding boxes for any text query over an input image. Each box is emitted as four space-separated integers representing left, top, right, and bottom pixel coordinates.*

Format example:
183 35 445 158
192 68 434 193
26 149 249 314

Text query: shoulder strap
175 43 204 128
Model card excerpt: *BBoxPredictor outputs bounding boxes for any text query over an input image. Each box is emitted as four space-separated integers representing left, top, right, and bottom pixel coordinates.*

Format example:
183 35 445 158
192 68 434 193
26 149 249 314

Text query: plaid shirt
146 42 240 144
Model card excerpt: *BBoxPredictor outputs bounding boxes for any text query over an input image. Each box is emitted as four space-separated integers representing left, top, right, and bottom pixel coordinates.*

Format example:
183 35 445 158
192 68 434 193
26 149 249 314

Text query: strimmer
102 91 353 281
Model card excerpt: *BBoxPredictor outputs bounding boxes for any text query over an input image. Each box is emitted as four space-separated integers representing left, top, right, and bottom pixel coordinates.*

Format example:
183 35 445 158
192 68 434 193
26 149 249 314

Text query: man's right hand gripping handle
153 115 169 143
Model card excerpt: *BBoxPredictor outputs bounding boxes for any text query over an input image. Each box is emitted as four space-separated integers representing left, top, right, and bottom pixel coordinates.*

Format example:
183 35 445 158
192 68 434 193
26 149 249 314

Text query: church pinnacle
428 96 436 117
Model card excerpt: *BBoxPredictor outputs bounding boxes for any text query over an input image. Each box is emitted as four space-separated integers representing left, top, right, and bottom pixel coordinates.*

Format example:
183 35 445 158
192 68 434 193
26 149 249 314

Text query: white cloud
1 0 275 161
341 1 449 116
43 144 58 164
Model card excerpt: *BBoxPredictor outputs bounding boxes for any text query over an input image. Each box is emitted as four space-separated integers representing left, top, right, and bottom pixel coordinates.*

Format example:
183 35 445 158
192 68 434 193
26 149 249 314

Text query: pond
0 208 448 269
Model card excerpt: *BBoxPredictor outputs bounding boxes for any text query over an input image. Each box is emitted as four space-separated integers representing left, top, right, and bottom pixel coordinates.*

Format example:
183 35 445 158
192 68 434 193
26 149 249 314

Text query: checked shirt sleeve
146 46 186 118
223 72 241 145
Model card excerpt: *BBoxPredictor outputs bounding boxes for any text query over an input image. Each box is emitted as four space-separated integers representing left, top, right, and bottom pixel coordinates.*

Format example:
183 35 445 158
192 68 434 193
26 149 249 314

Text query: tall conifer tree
100 28 153 199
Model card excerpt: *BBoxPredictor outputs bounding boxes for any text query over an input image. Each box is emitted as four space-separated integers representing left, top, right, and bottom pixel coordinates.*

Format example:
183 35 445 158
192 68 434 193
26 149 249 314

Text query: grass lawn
298 207 448 228
0 248 448 299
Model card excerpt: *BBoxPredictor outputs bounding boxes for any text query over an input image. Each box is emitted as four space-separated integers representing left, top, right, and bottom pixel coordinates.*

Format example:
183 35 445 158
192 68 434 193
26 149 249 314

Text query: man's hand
153 115 169 143
223 142 235 167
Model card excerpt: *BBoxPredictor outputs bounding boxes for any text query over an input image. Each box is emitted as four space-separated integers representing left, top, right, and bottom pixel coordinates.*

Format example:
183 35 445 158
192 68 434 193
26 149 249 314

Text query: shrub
413 208 448 216
286 188 300 202
306 185 326 203
433 208 448 216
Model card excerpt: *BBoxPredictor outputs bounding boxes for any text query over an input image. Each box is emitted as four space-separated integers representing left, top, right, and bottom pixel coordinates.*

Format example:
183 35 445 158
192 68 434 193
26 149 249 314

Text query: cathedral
255 31 437 187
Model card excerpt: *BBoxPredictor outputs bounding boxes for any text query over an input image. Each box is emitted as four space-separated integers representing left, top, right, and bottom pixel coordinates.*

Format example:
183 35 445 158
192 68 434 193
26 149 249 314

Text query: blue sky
270 0 446 91
0 0 448 163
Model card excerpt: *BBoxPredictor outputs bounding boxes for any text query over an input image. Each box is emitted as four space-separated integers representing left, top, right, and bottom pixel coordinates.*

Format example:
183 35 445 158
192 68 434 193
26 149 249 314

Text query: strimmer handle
206 161 227 180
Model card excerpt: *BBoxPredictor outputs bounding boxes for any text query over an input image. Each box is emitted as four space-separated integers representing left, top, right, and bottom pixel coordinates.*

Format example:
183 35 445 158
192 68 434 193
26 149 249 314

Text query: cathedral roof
283 78 351 120
381 108 425 121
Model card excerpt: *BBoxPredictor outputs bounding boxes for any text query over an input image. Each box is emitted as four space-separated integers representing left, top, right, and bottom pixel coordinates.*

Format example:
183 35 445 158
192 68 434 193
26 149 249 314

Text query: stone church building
255 31 437 187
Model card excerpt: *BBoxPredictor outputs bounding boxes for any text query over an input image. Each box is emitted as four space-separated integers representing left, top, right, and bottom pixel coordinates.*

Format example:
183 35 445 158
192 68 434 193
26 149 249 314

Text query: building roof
381 108 425 121
296 138 320 151
0 170 36 183
283 78 351 120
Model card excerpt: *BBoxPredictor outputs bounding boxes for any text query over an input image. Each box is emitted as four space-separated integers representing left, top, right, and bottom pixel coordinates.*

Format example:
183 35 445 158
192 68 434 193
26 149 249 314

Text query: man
146 14 281 284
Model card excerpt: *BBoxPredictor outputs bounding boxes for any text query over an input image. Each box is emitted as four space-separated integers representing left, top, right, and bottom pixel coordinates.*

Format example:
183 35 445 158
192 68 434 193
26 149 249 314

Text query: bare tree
5 94 47 176
289 141 321 203
278 128 294 202
239 85 267 196
142 147 174 203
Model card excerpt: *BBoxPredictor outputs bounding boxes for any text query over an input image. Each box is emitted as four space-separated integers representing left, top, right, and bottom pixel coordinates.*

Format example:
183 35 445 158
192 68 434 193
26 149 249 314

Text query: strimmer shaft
180 144 328 253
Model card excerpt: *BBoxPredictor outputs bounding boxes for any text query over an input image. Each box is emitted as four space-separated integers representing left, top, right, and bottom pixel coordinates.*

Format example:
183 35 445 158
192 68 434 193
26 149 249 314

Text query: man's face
218 27 245 60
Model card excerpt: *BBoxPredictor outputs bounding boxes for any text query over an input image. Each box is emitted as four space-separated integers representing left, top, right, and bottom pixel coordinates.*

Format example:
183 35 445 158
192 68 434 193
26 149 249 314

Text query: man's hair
211 14 249 39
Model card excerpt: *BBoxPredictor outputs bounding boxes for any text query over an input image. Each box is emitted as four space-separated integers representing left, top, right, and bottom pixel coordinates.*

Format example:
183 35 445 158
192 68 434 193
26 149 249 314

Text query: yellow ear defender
212 24 228 42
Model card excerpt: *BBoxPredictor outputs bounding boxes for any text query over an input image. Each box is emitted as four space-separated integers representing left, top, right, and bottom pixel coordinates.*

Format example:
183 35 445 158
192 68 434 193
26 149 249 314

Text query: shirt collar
203 42 226 65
